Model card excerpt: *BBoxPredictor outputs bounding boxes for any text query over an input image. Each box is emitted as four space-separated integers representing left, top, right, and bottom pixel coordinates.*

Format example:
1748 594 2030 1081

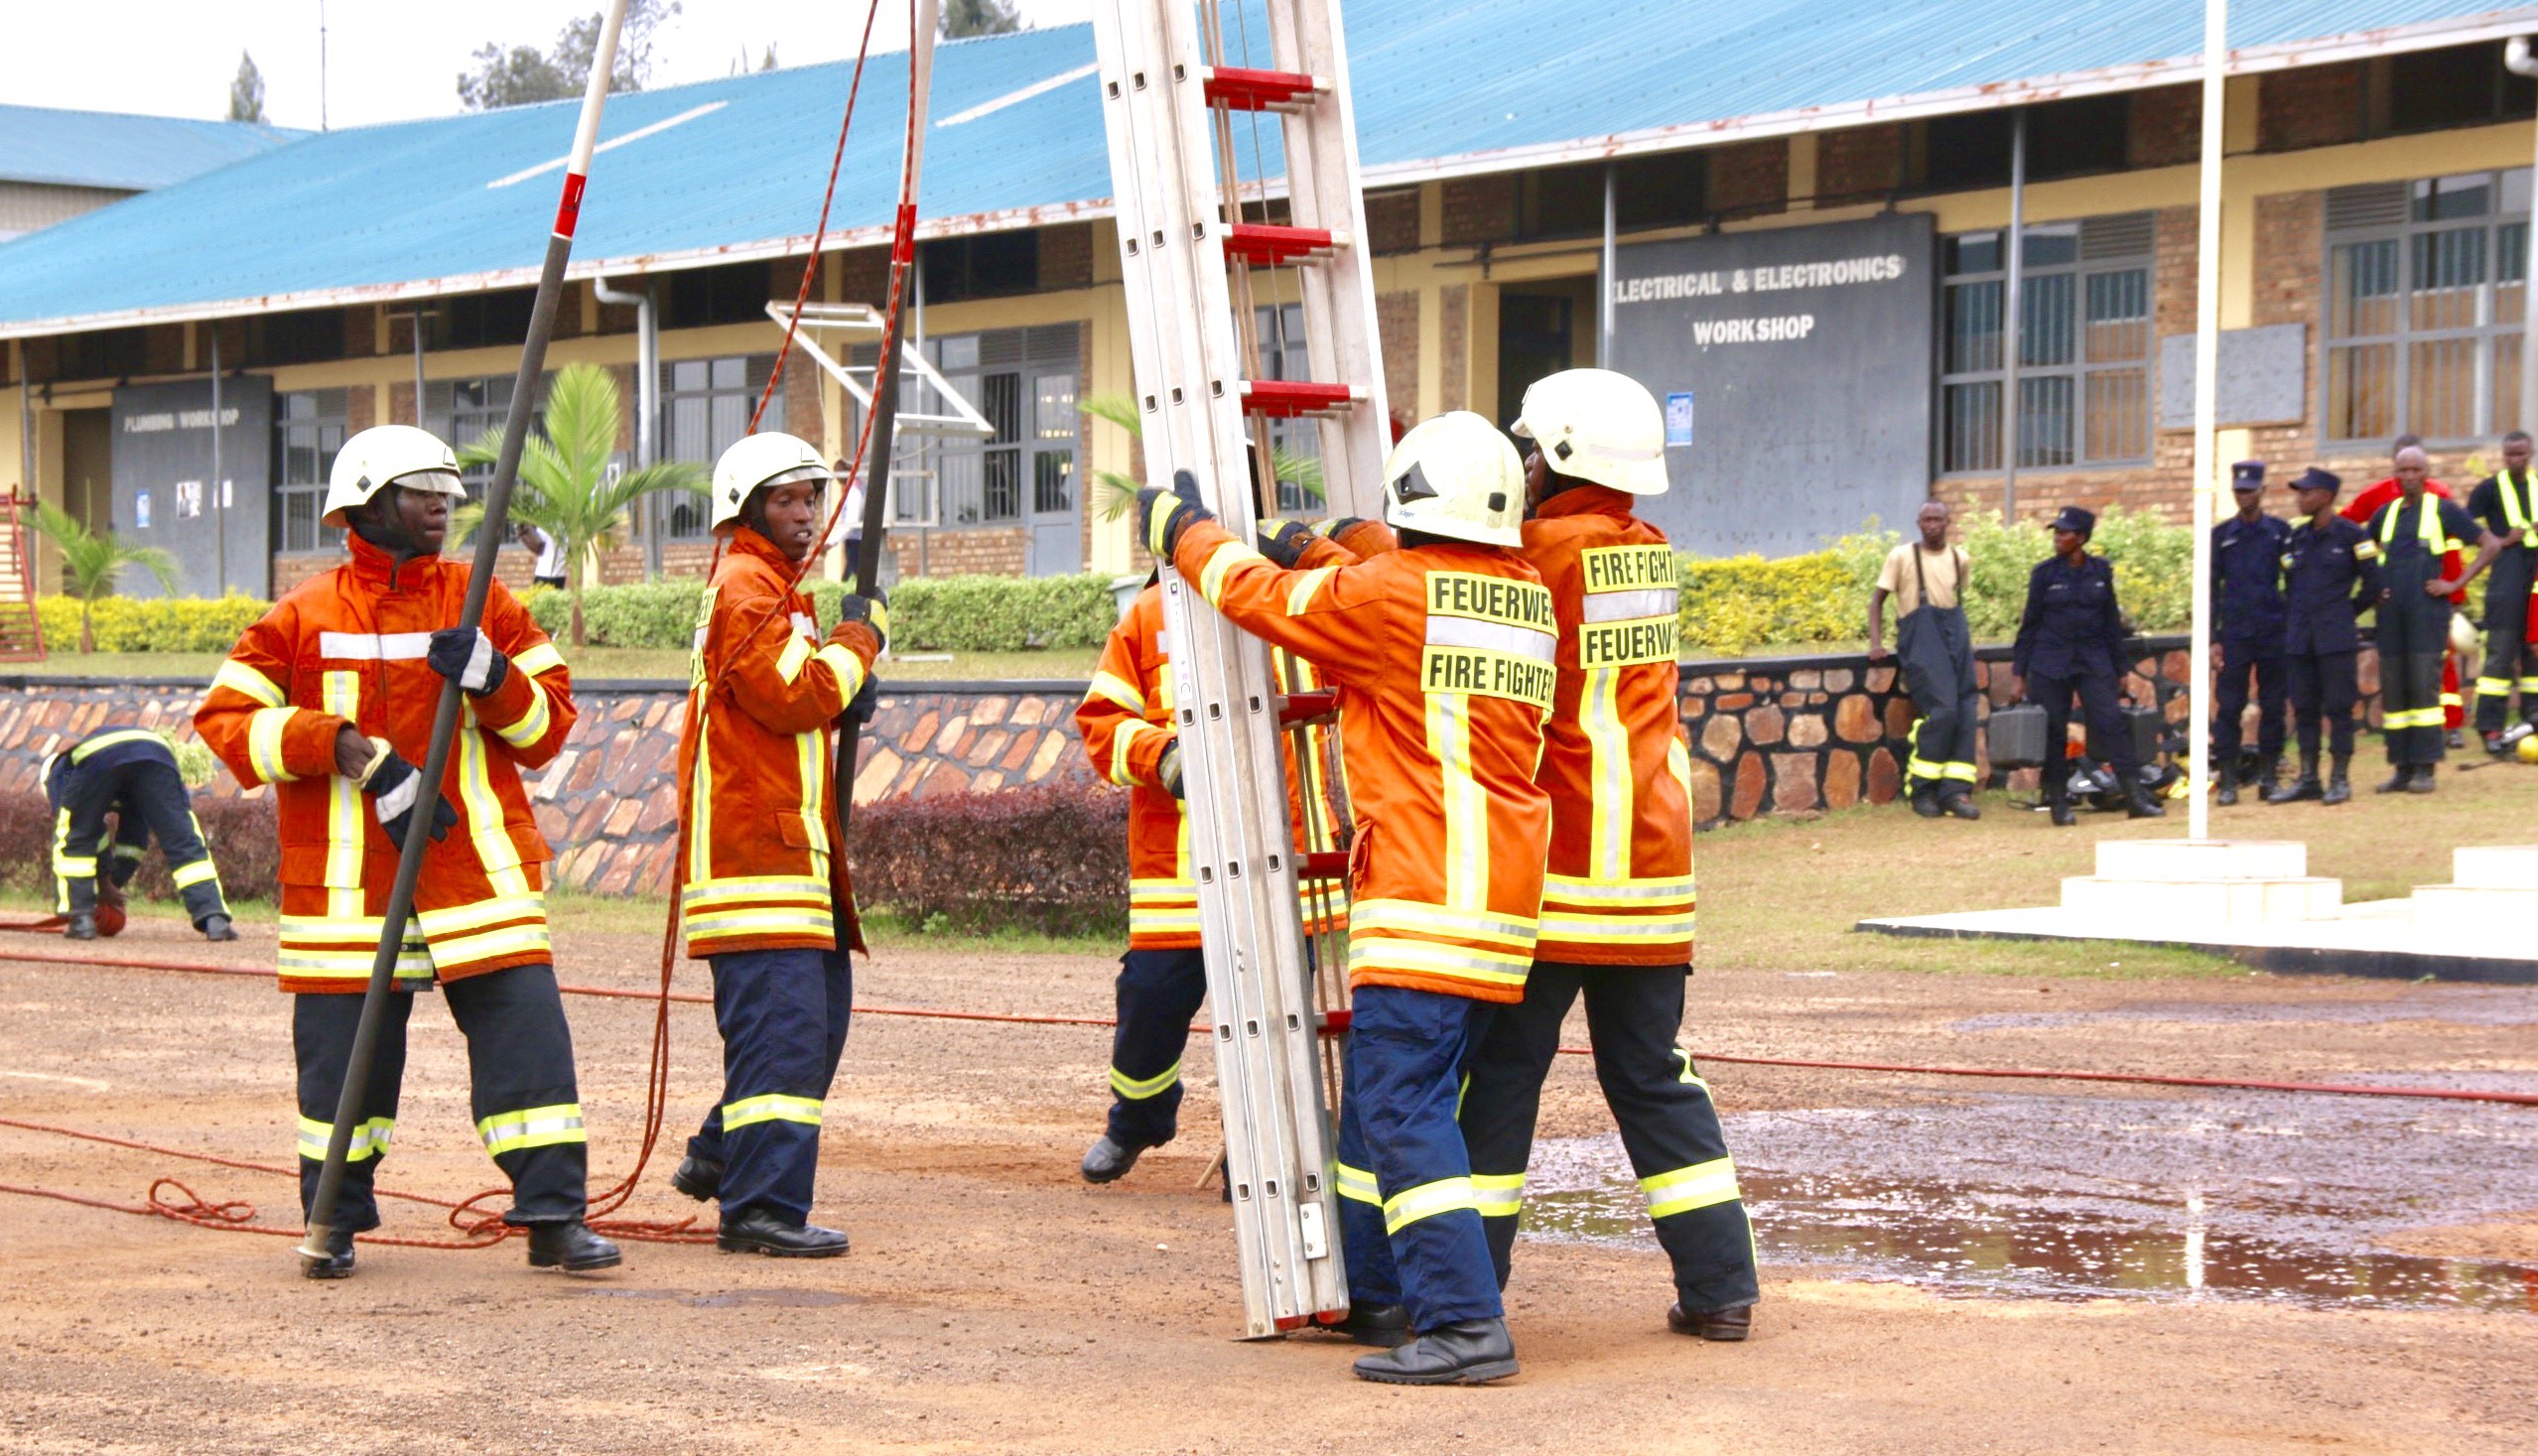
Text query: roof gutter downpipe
592 274 659 577
2506 37 2538 436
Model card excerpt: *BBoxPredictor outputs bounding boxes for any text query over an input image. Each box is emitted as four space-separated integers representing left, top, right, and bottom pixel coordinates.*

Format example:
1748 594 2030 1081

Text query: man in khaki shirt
1868 500 1979 818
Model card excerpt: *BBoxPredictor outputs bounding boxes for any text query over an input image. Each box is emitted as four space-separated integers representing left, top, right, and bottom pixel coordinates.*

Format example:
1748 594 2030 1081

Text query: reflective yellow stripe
512 642 566 679
1642 1156 1741 1220
2386 706 2446 728
211 660 286 708
475 1103 587 1156
685 905 837 938
2477 676 2514 696
455 728 528 894
1539 873 1695 908
1110 1061 1180 1100
320 673 364 887
1425 693 1486 910
687 708 714 882
298 1116 394 1163
682 874 833 907
1579 666 1631 881
112 842 147 861
171 858 220 890
813 642 866 701
418 919 553 970
1196 539 1265 604
723 1093 823 1130
1940 760 1979 782
69 728 164 763
1538 911 1697 943
1111 718 1164 788
1284 565 1336 615
1383 1175 1478 1234
1347 897 1537 946
1672 1047 1714 1096
2441 690 2464 708
487 677 553 749
246 707 301 783
1087 670 1145 714
1335 1161 1381 1205
1472 1172 1526 1219
775 634 813 683
1346 937 1532 988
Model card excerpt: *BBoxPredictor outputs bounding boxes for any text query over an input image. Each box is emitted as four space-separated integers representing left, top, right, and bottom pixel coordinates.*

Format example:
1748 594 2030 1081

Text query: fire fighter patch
1579 543 1676 594
1420 645 1558 712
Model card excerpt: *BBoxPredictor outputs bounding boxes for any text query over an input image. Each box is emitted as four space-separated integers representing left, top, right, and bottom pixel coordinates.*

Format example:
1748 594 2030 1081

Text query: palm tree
457 361 707 645
1079 392 1323 523
31 499 178 653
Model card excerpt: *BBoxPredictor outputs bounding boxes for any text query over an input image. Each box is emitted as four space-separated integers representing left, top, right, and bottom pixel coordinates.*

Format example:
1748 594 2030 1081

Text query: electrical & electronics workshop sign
1609 213 1935 558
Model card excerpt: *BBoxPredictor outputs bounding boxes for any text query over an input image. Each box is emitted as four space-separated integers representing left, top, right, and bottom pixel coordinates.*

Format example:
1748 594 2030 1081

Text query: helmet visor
756 463 833 494
389 468 468 499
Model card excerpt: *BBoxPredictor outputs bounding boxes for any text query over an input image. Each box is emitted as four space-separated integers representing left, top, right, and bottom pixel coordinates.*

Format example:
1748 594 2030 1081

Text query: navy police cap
2292 466 2342 497
2050 505 2096 535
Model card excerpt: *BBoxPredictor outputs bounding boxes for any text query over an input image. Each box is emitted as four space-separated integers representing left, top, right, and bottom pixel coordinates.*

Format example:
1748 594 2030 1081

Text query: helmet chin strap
347 486 430 583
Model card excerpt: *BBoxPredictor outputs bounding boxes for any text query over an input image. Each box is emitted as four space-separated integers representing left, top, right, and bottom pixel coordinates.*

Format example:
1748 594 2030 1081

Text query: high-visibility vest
2497 468 2535 541
2380 496 2462 556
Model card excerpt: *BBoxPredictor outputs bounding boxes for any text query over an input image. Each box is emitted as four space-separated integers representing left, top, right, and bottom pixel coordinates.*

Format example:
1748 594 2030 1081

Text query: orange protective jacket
1074 582 1346 950
1520 486 1696 965
196 535 576 993
677 527 881 959
1170 518 1552 1003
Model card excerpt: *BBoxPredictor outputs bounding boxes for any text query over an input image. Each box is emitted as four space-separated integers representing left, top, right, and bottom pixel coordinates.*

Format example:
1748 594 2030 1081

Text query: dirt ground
1 907 2532 1456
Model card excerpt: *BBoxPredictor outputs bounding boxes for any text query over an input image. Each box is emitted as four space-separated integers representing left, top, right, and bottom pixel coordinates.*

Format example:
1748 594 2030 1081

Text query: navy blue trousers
686 947 853 1225
1333 984 1503 1332
1107 948 1208 1147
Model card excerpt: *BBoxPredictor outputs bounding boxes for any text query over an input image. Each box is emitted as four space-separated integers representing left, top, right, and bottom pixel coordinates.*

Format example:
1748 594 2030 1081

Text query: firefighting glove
843 669 881 728
427 626 510 697
835 592 889 653
1136 469 1215 561
355 737 459 847
1258 519 1314 569
1156 740 1186 800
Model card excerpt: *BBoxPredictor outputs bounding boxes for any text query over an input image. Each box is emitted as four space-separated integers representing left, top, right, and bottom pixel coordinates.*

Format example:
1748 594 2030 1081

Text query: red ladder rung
1202 66 1324 111
1240 379 1360 418
1297 850 1348 881
1225 222 1342 267
1277 688 1339 726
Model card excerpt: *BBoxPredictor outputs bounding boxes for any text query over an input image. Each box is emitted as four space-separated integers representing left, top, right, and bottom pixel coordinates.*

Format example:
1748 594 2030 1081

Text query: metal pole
2508 39 2538 433
2187 0 2228 843
2002 108 2026 520
838 0 941 834
412 310 426 425
298 0 630 1272
1598 161 1616 369
209 326 224 596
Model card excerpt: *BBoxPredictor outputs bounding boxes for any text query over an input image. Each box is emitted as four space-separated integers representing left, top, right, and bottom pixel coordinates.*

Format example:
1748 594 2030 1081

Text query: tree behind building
942 0 1023 39
459 0 682 110
226 52 265 123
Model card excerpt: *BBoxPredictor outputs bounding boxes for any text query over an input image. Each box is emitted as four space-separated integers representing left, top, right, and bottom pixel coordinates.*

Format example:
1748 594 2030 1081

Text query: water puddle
1521 1090 2538 1312
1952 988 2538 1033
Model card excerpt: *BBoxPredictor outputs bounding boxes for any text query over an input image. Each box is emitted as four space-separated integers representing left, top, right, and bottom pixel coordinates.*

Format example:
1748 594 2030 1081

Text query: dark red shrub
847 781 1129 934
0 789 279 905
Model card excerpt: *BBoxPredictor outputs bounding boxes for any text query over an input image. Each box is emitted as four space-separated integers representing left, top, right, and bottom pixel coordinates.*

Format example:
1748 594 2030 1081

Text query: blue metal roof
0 1 2530 335
0 102 303 192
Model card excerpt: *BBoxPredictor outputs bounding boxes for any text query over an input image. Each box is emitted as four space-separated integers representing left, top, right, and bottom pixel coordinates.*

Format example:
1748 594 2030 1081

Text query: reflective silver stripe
318 630 433 661
1581 588 1678 622
790 611 818 638
1424 613 1555 663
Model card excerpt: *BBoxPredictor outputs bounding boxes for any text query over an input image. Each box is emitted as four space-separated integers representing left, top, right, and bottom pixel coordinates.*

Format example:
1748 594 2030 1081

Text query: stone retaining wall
0 635 2378 896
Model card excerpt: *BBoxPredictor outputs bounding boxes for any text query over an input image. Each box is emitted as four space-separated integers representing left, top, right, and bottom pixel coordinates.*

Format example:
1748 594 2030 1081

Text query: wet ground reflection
1521 1090 2538 1312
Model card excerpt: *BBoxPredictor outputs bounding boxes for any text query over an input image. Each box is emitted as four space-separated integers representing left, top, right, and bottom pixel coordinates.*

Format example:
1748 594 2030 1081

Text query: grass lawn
23 646 1106 685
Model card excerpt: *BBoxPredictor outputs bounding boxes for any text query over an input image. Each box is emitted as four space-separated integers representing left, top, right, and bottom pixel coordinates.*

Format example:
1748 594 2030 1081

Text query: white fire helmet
1380 411 1526 548
1511 367 1670 495
322 425 467 527
711 432 832 535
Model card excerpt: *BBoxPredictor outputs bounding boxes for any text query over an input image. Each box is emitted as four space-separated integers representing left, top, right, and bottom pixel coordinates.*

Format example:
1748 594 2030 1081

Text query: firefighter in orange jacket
665 433 884 1258
1453 370 1759 1341
1138 411 1550 1386
1071 583 1346 1184
196 425 617 1279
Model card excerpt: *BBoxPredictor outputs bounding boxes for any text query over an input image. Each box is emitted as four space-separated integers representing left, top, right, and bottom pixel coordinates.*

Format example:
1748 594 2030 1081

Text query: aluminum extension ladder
1089 0 1392 1337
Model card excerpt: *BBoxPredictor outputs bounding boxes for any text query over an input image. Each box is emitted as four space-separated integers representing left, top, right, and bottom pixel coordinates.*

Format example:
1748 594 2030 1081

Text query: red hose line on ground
5 944 2530 1107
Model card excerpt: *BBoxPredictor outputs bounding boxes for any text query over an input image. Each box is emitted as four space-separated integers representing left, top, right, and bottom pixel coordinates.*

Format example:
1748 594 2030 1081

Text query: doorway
1495 276 1598 428
62 408 110 531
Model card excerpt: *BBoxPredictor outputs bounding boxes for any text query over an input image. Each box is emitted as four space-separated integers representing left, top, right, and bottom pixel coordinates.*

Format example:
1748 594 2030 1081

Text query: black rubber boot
1940 784 1981 820
2125 773 2166 819
717 1206 849 1258
1351 1318 1519 1386
670 1155 722 1203
300 1226 356 1280
2405 764 2438 794
2047 779 2076 828
2376 766 2412 794
1668 1300 1755 1342
1332 1303 1412 1349
2322 755 2352 806
1080 1133 1147 1184
2215 762 2239 806
2258 753 2283 797
200 914 237 943
65 913 96 941
1909 782 1943 818
526 1220 622 1271
2267 752 2321 804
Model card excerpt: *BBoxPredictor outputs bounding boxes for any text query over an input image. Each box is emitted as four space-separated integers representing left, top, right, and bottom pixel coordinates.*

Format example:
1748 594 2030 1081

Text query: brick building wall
1441 174 1517 247
1438 283 1469 413
1816 124 1904 204
1367 190 1421 254
1709 138 1791 218
1378 290 1418 433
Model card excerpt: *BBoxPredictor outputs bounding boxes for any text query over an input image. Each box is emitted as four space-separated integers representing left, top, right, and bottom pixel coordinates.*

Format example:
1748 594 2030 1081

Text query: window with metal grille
913 324 1081 530
1937 212 2153 473
1255 302 1323 514
272 389 348 555
2324 172 2531 445
426 374 557 497
657 355 780 538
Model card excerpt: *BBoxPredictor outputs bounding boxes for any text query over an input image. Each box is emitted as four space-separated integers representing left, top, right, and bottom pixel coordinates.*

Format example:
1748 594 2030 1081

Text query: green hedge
521 572 1119 652
38 594 268 653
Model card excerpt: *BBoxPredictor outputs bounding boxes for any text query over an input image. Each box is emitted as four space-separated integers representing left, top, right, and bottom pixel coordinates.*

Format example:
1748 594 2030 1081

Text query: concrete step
2061 873 2344 925
2092 839 2309 882
2452 846 2538 890
2410 882 2538 919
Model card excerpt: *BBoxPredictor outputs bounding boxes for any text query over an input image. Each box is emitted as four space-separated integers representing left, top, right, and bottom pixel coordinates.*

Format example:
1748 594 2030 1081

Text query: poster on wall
109 377 272 598
1608 213 1936 558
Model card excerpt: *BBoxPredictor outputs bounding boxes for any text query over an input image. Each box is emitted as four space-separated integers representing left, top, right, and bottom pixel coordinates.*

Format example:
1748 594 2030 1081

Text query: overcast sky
2 1 1092 132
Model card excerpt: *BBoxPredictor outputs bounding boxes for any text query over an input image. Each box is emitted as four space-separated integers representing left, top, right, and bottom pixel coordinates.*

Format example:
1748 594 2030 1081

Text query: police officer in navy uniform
2012 505 2163 826
2209 461 2293 804
2267 468 2384 806
2365 445 2503 793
